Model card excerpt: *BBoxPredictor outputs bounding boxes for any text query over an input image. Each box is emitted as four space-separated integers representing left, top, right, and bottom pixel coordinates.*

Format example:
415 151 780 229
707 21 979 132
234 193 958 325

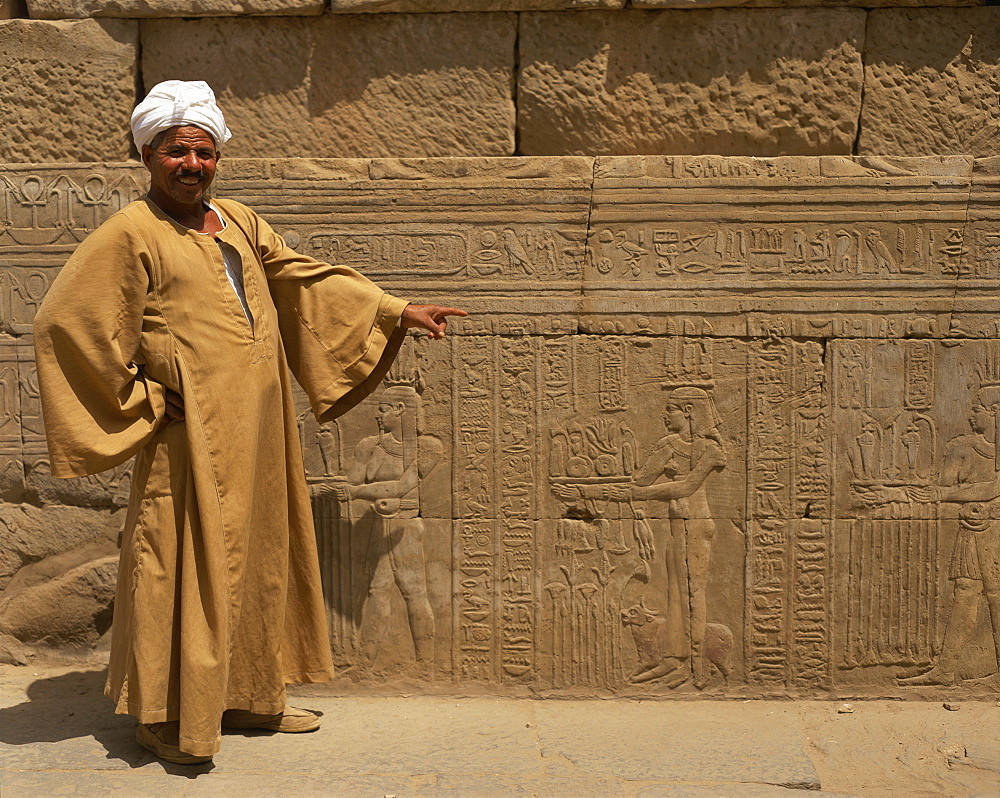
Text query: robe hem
283 667 336 685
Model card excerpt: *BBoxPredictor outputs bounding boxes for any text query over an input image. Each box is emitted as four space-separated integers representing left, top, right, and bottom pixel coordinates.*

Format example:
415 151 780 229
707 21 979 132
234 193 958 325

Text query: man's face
142 125 220 208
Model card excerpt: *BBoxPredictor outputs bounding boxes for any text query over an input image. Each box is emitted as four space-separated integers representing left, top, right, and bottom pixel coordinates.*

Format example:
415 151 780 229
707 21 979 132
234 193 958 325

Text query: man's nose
182 152 200 170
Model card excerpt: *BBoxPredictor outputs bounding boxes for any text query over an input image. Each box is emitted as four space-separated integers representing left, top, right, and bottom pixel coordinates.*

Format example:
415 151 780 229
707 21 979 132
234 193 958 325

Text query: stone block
0 554 117 647
859 8 1000 157
634 0 981 6
141 13 517 158
27 0 322 17
0 504 120 589
518 9 865 156
329 1 623 11
213 156 593 300
0 20 137 163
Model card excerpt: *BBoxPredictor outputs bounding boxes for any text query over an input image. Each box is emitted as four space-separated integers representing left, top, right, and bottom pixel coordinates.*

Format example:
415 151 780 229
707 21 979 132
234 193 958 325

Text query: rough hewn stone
330 1 623 11
141 13 517 158
635 0 981 6
0 20 137 163
0 630 32 664
0 555 116 647
518 9 865 156
27 0 322 18
0 504 120 590
859 8 1000 157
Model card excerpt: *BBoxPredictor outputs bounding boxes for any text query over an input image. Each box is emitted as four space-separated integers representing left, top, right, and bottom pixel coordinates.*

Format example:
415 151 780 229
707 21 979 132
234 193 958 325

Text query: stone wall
2 7 1000 161
0 3 998 697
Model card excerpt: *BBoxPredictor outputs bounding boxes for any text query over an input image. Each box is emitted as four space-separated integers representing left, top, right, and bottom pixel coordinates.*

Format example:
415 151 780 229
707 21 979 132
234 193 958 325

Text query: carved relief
544 336 745 692
4 157 998 697
304 346 449 679
837 341 1000 691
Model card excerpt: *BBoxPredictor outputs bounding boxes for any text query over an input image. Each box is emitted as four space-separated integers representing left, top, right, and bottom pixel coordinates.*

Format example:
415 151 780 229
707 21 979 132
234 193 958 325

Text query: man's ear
141 145 152 169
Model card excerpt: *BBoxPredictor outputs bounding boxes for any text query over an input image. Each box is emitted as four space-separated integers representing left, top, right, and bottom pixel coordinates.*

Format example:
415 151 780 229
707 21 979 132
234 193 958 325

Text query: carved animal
620 601 685 686
620 601 733 687
703 622 733 683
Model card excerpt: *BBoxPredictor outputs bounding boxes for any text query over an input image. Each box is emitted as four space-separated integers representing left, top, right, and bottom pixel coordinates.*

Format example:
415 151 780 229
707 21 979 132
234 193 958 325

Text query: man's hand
401 304 468 340
165 388 185 422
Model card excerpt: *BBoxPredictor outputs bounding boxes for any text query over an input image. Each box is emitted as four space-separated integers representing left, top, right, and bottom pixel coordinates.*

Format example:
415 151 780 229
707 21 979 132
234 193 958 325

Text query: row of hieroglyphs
1 158 998 694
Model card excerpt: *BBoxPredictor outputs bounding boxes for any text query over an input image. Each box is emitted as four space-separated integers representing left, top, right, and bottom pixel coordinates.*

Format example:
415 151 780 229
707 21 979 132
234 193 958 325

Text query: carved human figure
553 386 728 687
628 387 728 687
897 387 1000 687
330 386 441 671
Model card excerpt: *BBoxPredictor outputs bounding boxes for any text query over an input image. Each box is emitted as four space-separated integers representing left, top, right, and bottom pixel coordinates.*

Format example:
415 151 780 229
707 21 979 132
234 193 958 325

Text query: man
897 386 1000 688
32 80 465 765
331 385 441 672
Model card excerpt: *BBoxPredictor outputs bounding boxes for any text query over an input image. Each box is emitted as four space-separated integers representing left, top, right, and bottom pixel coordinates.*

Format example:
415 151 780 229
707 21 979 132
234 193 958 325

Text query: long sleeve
216 199 409 421
33 213 166 478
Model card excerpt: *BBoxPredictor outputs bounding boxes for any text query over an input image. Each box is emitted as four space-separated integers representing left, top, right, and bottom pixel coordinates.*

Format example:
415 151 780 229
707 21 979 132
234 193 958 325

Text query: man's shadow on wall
0 667 213 776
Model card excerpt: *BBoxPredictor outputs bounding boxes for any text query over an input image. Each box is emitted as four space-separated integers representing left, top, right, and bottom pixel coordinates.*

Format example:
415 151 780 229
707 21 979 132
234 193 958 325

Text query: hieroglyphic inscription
453 337 498 680
498 337 537 680
748 334 793 684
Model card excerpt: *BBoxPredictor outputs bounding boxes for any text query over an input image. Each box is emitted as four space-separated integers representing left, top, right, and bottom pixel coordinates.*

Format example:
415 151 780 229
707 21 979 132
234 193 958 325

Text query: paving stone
518 8 865 156
141 13 516 158
859 8 1000 157
533 701 821 788
0 19 137 162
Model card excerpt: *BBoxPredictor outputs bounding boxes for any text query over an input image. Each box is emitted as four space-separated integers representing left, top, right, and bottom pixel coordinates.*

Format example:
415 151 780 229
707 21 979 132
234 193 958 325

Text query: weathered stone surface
635 0 982 6
0 555 116 647
214 156 593 300
0 630 31 664
0 504 120 590
518 9 865 156
859 8 1000 157
330 1 623 11
141 14 517 158
0 20 137 163
27 0 322 17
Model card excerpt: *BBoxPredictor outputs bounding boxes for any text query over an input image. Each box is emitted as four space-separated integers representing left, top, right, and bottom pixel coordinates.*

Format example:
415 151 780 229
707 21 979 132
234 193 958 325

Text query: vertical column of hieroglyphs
453 336 499 680
747 335 831 689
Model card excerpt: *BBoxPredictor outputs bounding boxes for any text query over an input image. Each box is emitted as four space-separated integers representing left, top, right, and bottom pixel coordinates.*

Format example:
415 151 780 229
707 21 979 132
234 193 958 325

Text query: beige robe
33 197 408 757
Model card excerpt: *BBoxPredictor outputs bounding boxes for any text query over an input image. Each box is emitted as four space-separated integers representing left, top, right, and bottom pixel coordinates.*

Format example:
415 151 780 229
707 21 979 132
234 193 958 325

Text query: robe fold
33 197 409 757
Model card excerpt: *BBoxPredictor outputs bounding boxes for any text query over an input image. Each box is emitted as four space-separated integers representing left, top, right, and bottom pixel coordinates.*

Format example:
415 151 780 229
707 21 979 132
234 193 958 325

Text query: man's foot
136 722 213 765
221 706 321 733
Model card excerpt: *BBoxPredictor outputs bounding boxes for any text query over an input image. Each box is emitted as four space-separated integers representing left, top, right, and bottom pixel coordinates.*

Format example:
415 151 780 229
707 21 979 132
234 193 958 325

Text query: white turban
131 80 232 151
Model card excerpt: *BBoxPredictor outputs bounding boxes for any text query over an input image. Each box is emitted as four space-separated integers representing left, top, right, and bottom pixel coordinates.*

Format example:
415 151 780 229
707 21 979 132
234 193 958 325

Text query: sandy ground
0 660 997 798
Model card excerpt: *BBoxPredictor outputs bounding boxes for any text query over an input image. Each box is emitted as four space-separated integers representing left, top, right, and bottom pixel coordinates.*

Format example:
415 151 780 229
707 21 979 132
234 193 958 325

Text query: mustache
177 170 204 178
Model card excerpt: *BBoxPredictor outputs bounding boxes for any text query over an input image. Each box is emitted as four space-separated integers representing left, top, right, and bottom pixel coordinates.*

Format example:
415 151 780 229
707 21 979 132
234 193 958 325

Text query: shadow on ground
0 668 213 776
